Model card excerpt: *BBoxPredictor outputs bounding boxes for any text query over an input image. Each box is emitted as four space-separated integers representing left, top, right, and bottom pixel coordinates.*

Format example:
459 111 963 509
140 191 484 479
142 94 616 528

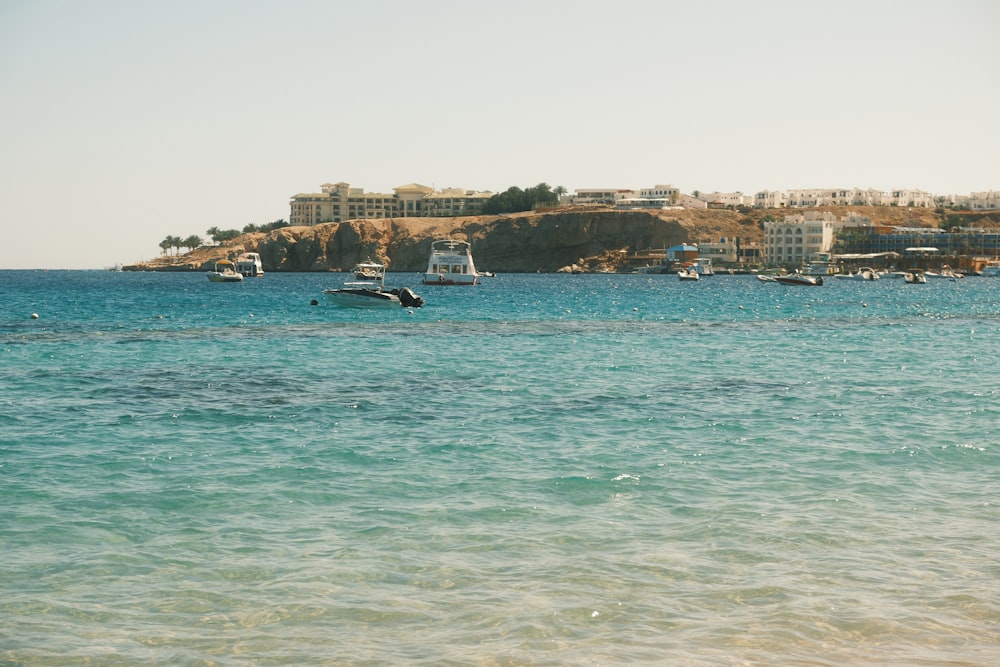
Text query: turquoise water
2 270 999 666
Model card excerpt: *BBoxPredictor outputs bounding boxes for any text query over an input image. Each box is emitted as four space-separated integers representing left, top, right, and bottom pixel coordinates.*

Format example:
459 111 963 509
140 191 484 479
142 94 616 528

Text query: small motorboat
324 262 424 309
936 265 964 280
207 259 244 282
903 269 927 284
677 265 700 281
837 266 880 281
775 273 823 286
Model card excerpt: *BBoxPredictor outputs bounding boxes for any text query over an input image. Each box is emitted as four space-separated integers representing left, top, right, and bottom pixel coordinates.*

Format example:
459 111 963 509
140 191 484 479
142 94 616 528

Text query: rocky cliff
128 205 946 273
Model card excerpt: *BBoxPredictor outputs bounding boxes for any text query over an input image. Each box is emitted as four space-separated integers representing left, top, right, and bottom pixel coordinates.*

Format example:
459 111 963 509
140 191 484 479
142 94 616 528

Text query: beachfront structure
834 226 1000 258
763 211 858 266
289 182 493 226
696 236 765 267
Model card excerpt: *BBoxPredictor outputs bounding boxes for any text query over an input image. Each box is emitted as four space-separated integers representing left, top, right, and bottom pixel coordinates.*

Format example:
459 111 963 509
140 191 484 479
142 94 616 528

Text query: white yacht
236 252 264 277
423 239 479 285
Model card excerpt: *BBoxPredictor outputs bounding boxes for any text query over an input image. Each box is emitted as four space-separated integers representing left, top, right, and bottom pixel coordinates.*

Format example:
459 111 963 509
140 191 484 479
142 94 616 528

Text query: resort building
763 211 860 266
953 191 1000 211
566 188 635 205
289 182 493 226
755 187 935 209
696 236 763 267
833 226 1000 259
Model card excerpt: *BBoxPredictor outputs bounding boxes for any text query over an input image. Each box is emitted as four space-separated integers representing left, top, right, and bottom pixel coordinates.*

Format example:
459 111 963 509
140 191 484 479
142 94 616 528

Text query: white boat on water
423 239 479 285
677 265 700 281
801 261 840 276
236 252 264 277
935 265 964 280
324 262 424 309
837 266 880 281
207 259 244 282
775 272 824 286
903 269 927 284
693 257 714 276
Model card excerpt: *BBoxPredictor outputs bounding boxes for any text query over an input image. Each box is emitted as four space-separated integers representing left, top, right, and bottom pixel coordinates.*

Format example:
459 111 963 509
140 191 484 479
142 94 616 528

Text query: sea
2 269 998 666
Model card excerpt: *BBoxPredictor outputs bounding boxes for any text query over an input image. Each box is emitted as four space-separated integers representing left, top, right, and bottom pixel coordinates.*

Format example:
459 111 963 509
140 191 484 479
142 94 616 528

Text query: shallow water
2 270 999 665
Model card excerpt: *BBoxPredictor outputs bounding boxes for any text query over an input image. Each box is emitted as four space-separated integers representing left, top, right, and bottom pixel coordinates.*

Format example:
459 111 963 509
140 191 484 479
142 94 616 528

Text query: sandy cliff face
129 205 948 273
249 210 709 273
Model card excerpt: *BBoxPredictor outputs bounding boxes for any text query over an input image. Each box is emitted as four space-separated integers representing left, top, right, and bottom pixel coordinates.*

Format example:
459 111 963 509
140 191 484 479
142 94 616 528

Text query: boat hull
775 275 823 286
423 273 478 285
207 273 243 283
324 288 401 308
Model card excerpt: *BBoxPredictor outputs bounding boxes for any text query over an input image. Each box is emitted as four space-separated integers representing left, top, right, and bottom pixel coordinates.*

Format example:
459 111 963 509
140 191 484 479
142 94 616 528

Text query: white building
755 190 786 208
763 211 849 266
954 191 1000 210
754 187 935 209
567 188 635 205
697 191 752 207
697 236 739 264
614 184 682 209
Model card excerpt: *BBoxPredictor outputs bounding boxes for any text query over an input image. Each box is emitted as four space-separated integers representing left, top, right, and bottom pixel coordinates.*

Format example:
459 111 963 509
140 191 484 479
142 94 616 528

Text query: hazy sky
2 0 997 269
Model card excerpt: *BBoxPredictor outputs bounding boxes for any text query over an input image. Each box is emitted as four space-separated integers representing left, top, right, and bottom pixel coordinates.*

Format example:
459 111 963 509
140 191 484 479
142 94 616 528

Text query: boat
323 262 424 309
936 265 964 280
801 261 840 276
207 259 244 282
836 266 880 281
903 269 927 284
693 257 715 276
423 239 479 285
677 265 700 281
775 273 823 286
236 252 264 277
352 260 381 281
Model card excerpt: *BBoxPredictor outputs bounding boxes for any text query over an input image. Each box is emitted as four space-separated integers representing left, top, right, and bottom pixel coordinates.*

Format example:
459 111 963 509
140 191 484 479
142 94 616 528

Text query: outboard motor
398 287 424 308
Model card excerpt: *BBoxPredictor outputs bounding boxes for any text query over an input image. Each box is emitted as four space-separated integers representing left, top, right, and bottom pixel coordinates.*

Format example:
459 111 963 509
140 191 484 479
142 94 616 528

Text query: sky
1 0 998 269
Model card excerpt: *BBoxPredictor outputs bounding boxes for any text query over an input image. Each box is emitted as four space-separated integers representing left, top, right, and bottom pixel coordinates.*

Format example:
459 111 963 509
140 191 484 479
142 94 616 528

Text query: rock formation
127 205 946 273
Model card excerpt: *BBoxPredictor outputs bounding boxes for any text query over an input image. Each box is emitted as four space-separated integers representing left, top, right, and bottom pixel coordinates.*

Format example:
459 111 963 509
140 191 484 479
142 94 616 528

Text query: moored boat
677 265 700 281
775 273 823 286
835 266 880 280
693 257 715 276
903 269 927 284
207 259 244 282
935 265 964 280
423 239 479 285
236 252 264 277
324 262 424 308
